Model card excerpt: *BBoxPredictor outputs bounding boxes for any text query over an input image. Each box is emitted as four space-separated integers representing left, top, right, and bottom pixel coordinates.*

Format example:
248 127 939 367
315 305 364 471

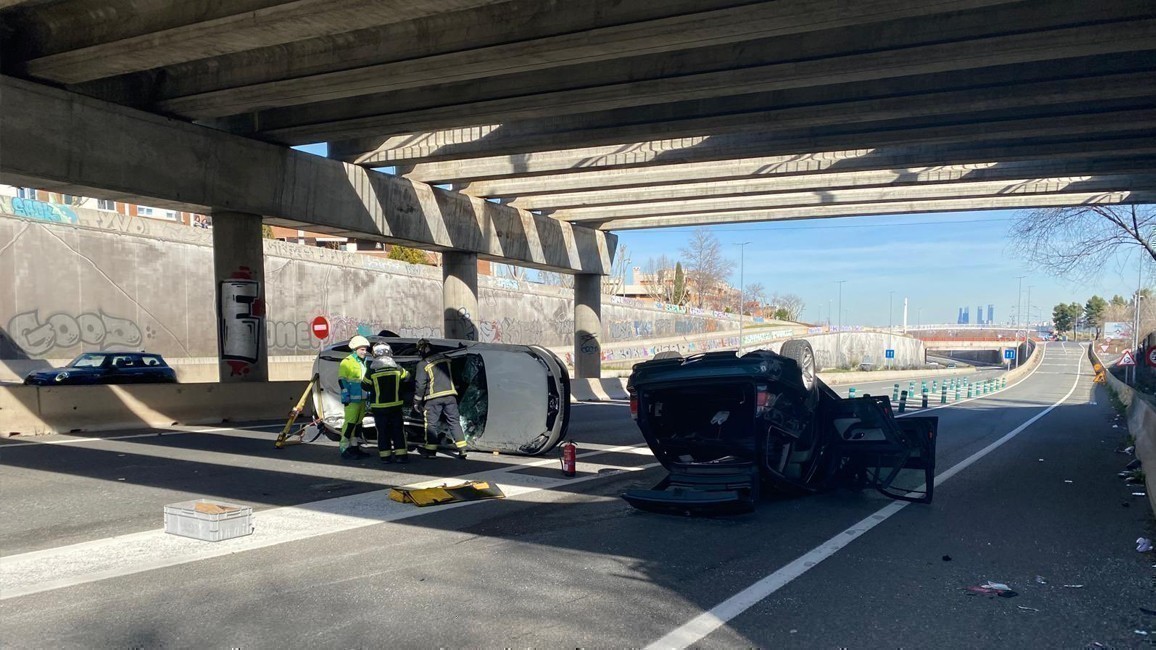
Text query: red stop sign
311 316 330 340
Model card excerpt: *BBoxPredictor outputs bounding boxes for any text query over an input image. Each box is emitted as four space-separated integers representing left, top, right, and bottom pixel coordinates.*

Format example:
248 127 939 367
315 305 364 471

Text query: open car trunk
624 348 936 515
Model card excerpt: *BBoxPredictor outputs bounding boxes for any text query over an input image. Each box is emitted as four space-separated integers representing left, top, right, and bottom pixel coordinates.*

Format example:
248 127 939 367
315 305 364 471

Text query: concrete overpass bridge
2 0 1153 380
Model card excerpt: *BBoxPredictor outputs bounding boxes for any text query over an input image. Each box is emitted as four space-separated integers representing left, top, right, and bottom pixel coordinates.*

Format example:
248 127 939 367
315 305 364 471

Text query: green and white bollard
932 379 938 393
893 383 900 401
967 384 973 398
849 387 856 399
954 385 960 401
909 381 915 395
941 384 947 404
898 390 908 413
921 392 929 408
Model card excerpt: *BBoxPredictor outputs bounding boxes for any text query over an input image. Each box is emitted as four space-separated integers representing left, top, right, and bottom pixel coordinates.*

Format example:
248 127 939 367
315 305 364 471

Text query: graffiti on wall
219 267 264 377
2 197 79 225
5 310 144 356
446 307 478 341
265 317 442 353
474 316 575 344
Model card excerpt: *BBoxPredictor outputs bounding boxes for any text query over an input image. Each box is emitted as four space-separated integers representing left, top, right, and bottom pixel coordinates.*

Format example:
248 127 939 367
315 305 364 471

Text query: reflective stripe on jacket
338 354 367 402
414 357 456 400
366 362 410 408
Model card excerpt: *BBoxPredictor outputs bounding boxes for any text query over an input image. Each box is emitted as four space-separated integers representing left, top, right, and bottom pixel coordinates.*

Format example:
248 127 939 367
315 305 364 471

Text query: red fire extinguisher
561 440 577 477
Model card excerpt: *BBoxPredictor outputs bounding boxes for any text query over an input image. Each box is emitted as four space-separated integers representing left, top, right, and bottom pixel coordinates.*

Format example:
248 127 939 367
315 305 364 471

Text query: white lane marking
0 445 657 600
646 345 1085 650
0 424 281 448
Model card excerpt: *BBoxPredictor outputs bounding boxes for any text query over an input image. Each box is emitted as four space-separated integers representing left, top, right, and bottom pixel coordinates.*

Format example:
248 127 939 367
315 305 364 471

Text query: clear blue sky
293 144 1147 327
613 212 1150 328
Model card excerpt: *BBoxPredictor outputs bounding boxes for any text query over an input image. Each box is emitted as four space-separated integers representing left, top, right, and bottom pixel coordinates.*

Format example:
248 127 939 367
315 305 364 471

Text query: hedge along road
1 343 1149 647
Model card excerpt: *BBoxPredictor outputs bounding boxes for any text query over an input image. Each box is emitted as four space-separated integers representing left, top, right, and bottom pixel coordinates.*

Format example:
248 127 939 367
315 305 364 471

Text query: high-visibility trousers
340 401 366 451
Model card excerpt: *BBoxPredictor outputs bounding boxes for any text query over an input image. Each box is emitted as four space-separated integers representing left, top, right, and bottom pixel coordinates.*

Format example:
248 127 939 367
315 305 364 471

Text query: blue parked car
24 352 178 385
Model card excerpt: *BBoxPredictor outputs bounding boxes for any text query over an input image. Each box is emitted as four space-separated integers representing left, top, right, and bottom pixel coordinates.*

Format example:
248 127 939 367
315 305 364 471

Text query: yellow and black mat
389 480 505 507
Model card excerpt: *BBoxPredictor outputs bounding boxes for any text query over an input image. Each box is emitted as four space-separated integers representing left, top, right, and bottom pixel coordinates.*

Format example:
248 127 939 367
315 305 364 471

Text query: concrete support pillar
443 251 479 340
574 274 602 379
212 211 268 382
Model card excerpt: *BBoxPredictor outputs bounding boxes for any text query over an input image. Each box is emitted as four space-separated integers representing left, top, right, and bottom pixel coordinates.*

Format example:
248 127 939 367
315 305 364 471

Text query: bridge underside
1 0 1153 237
1 0 1153 379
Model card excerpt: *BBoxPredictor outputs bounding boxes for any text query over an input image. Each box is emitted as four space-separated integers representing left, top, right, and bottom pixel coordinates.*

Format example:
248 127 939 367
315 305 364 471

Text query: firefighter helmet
416 338 432 356
372 342 392 358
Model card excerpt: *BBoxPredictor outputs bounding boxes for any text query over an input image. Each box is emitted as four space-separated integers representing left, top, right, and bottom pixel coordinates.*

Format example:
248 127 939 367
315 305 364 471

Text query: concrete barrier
1089 345 1156 517
1 381 308 436
570 378 629 402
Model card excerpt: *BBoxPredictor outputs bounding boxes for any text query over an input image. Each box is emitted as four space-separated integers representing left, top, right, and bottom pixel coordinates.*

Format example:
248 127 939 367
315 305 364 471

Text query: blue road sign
1004 349 1016 360
885 349 895 359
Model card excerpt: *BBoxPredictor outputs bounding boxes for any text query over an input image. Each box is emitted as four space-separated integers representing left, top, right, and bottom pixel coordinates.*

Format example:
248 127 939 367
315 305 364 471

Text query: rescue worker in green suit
364 342 411 464
337 335 371 460
412 338 467 459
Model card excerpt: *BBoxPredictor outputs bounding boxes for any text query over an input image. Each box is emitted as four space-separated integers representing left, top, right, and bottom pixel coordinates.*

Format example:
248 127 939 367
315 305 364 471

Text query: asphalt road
1 342 1152 648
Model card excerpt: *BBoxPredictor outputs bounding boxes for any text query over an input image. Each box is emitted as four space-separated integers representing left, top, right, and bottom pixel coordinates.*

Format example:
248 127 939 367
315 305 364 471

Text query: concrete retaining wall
0 381 308 436
1089 346 1156 517
0 205 784 381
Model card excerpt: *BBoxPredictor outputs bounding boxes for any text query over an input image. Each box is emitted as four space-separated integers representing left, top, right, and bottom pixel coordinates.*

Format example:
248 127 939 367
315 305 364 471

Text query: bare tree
493 262 529 281
601 245 630 296
642 255 673 301
1010 205 1156 281
680 228 734 308
537 270 574 289
743 282 767 315
767 292 804 319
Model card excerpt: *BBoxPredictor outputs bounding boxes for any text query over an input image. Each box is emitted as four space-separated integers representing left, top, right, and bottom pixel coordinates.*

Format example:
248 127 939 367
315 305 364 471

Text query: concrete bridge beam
594 191 1156 230
558 174 1156 222
0 76 616 274
335 69 1156 165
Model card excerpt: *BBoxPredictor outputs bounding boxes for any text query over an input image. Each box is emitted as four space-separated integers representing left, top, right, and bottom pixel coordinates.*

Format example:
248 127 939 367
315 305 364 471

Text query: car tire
780 339 817 393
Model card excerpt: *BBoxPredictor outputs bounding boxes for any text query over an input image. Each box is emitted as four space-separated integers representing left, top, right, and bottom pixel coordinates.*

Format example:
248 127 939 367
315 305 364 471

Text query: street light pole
836 280 846 367
888 290 894 370
1016 276 1026 328
736 241 751 353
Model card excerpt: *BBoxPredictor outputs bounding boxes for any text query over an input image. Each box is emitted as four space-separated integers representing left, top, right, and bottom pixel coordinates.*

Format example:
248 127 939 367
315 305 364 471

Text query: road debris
1035 576 1047 585
1138 538 1154 553
966 581 1018 598
1063 584 1085 588
1017 605 1040 612
389 480 505 507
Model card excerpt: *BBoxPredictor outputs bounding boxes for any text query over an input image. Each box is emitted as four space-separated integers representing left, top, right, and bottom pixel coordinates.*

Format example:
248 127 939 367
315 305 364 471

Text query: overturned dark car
624 340 937 515
312 336 570 456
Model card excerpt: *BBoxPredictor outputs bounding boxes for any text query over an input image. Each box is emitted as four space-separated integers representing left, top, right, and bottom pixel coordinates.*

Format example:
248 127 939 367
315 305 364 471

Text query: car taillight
756 385 770 415
629 392 638 420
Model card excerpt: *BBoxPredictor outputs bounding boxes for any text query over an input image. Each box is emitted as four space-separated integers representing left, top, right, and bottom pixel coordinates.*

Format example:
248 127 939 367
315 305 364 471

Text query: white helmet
372 342 392 358
349 335 370 350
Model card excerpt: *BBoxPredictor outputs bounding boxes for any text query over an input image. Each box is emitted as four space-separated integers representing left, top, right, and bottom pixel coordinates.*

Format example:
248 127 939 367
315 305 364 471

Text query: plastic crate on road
164 499 254 542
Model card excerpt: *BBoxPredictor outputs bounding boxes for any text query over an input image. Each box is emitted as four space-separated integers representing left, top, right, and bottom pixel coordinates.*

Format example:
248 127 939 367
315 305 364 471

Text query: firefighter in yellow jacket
364 342 411 464
337 335 371 460
412 338 467 459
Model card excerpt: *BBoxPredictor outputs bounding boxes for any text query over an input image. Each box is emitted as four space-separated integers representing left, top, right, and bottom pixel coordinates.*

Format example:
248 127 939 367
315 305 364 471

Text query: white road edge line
0 444 656 600
646 344 1082 650
0 423 281 448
